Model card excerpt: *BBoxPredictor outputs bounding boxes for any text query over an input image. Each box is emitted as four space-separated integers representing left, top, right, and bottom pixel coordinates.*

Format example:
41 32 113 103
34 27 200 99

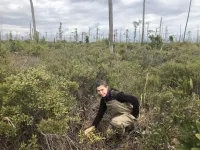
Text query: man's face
97 85 108 97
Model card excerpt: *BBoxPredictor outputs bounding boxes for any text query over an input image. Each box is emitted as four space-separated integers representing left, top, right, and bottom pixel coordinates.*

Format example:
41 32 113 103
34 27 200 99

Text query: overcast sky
0 0 200 41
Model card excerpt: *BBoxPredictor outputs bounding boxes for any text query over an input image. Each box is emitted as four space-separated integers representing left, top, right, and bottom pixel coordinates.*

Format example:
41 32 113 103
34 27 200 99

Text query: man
84 80 139 135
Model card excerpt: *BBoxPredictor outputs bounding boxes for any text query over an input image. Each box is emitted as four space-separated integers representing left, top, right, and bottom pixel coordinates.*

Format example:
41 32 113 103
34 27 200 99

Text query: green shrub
28 44 47 56
0 66 78 148
149 35 163 49
0 44 16 82
178 119 200 150
0 40 200 149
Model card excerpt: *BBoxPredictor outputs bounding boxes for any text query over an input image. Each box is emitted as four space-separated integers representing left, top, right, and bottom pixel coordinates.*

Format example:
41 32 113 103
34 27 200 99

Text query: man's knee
110 117 123 128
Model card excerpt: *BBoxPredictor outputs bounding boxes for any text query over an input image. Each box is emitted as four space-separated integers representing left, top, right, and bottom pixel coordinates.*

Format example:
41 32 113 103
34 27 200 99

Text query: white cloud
120 0 140 5
8 4 21 10
0 0 200 41
157 0 182 6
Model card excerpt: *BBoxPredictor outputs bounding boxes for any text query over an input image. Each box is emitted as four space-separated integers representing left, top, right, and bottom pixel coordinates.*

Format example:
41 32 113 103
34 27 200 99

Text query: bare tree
165 26 168 41
179 24 182 42
141 0 146 44
159 17 162 36
29 0 38 43
88 27 91 37
187 31 192 42
146 21 151 42
59 22 62 41
197 26 199 43
96 28 99 41
45 32 47 41
120 29 122 42
29 23 32 40
108 0 113 53
138 20 142 42
113 29 118 43
74 28 78 42
56 33 58 41
82 32 84 42
133 21 139 42
126 29 129 43
183 0 192 41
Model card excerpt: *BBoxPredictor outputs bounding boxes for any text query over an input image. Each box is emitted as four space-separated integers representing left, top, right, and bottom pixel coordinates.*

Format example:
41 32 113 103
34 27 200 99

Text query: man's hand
84 126 95 136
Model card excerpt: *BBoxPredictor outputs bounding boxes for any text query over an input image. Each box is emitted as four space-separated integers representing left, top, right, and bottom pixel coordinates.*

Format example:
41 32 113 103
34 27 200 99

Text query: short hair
95 80 108 88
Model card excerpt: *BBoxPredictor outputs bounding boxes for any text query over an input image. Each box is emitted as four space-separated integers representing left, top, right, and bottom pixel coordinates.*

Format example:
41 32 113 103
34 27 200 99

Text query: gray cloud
0 0 199 41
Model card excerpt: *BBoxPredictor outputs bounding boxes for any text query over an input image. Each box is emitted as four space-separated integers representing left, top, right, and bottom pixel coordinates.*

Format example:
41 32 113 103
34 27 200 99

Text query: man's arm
92 98 107 128
111 90 139 118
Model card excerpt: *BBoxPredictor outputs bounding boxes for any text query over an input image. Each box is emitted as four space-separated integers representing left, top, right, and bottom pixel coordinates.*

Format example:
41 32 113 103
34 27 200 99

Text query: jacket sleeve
92 98 107 128
111 90 139 118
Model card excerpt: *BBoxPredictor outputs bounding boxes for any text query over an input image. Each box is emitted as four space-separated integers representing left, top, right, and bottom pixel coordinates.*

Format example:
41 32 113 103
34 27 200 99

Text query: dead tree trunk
159 17 162 37
141 0 146 44
29 0 38 43
108 0 114 53
183 0 192 41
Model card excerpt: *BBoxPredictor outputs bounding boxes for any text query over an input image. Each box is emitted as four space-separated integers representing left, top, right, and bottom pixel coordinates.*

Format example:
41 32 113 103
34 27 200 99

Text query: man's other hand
84 126 95 136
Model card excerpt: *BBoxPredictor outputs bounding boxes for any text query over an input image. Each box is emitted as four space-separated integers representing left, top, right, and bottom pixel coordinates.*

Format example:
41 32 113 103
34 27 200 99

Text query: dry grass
10 53 40 70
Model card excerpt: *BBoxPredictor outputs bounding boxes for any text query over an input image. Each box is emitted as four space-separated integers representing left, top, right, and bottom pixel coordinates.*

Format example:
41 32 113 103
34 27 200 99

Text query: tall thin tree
197 26 199 43
74 28 78 42
133 21 139 42
114 29 116 43
179 24 182 42
165 26 168 41
159 17 162 36
59 22 62 41
82 32 84 42
108 0 114 53
141 0 146 44
146 21 150 42
115 29 118 42
88 27 91 37
45 32 47 41
29 23 32 40
96 28 99 41
29 0 37 43
138 20 142 42
183 0 192 41
113 29 118 43
126 29 129 43
120 29 122 42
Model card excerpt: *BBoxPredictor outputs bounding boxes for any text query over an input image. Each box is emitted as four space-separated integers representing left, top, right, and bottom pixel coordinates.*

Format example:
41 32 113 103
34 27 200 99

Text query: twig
65 135 80 150
40 131 52 150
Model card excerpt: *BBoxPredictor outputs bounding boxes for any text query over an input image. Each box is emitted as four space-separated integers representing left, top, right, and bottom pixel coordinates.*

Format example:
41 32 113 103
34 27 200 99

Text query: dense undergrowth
0 39 200 150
